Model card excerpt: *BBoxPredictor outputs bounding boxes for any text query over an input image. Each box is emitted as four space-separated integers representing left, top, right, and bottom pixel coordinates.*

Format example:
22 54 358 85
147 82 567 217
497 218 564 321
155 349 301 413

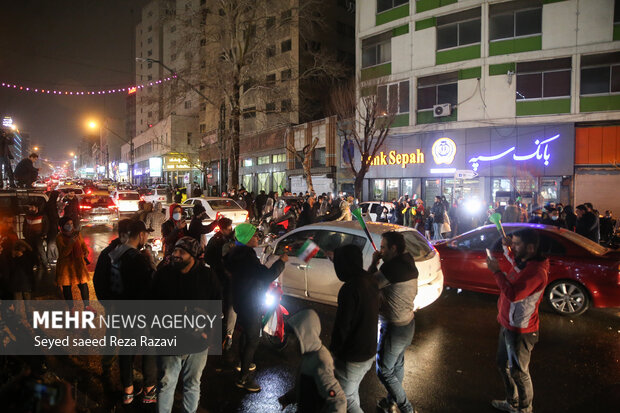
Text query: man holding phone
486 229 548 413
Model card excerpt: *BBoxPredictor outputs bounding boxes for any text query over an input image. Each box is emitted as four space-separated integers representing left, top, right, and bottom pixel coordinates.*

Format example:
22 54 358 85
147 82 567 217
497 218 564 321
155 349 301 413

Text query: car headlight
264 292 276 308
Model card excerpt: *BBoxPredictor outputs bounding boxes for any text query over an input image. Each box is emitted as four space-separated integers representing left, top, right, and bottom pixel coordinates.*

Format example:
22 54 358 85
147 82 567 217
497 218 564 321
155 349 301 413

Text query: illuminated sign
163 154 193 171
468 134 559 171
2 117 12 127
370 149 425 168
432 137 456 165
119 163 128 173
149 157 162 177
127 87 137 95
83 167 94 173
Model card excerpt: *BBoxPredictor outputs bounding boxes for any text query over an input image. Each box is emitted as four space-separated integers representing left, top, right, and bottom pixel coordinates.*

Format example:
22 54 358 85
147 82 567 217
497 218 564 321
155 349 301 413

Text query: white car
144 188 168 205
182 197 248 224
359 201 394 222
111 190 141 213
260 221 444 310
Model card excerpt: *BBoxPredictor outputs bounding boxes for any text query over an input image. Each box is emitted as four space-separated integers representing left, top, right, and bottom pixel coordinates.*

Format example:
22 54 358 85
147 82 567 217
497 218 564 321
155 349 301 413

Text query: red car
435 223 620 316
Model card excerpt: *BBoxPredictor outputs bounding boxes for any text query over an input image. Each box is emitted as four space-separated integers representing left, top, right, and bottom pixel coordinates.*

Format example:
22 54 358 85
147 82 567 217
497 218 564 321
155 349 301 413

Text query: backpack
109 251 129 297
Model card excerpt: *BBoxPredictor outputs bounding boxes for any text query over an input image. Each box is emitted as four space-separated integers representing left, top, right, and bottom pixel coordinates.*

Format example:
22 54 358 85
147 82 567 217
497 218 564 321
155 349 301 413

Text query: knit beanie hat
174 236 202 258
234 223 257 245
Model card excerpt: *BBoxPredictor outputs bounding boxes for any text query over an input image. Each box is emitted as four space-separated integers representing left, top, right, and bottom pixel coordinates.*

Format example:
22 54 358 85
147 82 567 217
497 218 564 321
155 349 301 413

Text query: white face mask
173 212 182 221
551 215 559 221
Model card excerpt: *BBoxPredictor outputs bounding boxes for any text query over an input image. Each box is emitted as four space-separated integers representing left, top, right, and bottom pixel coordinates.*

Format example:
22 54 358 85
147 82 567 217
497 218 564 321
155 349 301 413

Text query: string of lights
0 75 177 96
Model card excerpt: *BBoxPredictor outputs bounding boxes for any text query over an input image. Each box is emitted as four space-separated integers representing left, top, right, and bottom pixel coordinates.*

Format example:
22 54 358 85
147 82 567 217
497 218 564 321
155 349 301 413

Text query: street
25 226 620 413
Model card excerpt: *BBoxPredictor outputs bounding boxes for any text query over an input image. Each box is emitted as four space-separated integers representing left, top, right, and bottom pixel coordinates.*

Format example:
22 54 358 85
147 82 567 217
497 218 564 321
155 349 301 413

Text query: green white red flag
297 239 320 262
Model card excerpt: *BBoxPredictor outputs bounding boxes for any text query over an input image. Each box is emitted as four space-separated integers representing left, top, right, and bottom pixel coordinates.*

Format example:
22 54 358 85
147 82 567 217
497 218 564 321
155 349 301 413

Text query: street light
33 146 39 151
69 152 75 157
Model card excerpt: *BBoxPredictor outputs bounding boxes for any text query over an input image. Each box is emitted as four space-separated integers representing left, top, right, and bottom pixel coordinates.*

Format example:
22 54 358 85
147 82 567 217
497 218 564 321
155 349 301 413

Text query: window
616 0 620 24
147 49 153 56
516 58 572 100
170 25 176 33
436 8 481 50
417 73 458 111
184 101 192 109
489 2 541 41
377 0 408 14
200 102 206 111
266 74 276 85
147 74 153 80
362 32 391 68
281 9 292 22
266 45 276 58
171 54 177 61
580 52 620 95
266 16 275 29
281 39 292 53
200 60 206 68
258 155 270 165
148 25 152 32
147 111 152 117
242 107 256 119
313 148 326 167
272 153 286 163
243 158 253 167
275 230 317 255
281 69 292 80
147 62 152 69
378 81 409 114
171 40 177 48
266 102 276 113
456 229 500 251
281 99 292 112
312 230 367 259
147 37 152 44
199 123 206 133
147 10 153 17
200 38 206 46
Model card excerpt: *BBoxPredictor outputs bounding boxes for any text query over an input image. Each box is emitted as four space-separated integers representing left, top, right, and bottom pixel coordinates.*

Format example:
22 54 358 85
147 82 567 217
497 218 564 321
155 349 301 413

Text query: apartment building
358 0 620 212
199 0 355 193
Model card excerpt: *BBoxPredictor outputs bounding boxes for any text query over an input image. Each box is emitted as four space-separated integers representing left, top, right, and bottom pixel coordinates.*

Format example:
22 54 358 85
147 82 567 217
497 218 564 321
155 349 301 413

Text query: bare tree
286 133 319 194
329 79 396 200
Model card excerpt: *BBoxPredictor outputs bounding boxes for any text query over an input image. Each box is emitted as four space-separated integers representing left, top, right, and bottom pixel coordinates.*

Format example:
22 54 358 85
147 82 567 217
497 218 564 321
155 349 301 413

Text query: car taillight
79 205 91 210
244 211 249 221
108 204 118 210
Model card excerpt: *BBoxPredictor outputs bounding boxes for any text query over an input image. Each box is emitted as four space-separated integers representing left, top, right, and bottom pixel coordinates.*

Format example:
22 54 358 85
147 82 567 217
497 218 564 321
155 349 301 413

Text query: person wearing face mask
161 203 189 257
55 216 92 311
188 203 219 245
108 220 157 405
151 236 221 413
541 208 564 228
13 152 39 188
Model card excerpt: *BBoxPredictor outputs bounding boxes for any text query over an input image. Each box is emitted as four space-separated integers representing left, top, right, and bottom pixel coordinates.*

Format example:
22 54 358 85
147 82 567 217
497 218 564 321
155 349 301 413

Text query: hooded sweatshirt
288 309 346 413
330 245 379 362
145 201 166 239
161 203 188 255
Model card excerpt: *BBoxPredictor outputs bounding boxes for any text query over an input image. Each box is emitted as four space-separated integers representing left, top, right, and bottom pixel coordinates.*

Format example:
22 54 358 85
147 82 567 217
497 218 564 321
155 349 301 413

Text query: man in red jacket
487 228 548 413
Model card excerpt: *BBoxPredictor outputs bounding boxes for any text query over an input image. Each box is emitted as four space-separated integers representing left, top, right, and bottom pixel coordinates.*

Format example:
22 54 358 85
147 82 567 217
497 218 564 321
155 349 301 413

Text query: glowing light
33 146 39 151
468 135 560 171
88 121 98 129
430 168 456 174
464 199 481 215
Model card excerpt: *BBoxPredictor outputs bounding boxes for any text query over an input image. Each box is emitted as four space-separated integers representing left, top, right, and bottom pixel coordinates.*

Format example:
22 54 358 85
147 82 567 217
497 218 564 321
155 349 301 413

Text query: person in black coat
224 223 288 392
188 203 218 244
430 196 446 240
62 190 80 226
575 205 598 242
92 219 132 302
563 205 577 231
45 191 60 264
297 196 318 228
255 190 268 219
13 153 39 188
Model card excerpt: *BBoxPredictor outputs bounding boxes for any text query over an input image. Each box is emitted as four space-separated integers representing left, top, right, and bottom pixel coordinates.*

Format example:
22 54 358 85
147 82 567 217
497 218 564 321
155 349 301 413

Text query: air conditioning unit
433 103 452 118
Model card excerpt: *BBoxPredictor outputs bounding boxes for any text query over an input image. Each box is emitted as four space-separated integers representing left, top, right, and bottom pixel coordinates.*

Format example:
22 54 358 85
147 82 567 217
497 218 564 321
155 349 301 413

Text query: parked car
359 201 394 222
260 221 444 310
111 190 141 214
79 194 119 227
182 197 248 224
143 188 168 204
434 223 620 316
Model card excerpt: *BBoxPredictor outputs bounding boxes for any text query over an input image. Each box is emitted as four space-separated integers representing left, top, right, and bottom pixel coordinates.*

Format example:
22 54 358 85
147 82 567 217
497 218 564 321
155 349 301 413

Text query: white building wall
391 33 413 74
484 73 516 120
358 0 375 33
576 0 614 45
411 27 435 70
456 78 485 121
542 0 578 50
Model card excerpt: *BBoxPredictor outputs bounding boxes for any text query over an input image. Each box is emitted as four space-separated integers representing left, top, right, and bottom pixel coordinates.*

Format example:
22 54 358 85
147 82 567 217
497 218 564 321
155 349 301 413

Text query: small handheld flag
298 239 320 262
351 207 378 251
489 212 507 238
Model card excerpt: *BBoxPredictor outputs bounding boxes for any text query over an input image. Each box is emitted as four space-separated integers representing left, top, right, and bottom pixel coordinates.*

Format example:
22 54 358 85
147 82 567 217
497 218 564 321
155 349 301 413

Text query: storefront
162 153 202 188
363 124 574 209
239 151 288 194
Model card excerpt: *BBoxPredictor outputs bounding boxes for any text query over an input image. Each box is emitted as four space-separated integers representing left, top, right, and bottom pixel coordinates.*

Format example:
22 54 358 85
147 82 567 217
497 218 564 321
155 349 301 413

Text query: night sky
0 0 148 162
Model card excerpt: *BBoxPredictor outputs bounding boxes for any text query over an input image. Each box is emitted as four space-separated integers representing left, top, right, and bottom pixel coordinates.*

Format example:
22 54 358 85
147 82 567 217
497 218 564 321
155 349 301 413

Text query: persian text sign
370 149 425 168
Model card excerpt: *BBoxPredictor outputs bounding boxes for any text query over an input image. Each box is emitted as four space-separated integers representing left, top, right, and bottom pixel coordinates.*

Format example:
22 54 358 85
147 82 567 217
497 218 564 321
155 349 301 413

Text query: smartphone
485 248 493 259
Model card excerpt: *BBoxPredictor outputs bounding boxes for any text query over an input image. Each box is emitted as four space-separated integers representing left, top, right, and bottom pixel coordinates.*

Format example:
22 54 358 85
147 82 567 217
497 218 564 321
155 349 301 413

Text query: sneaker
235 376 261 392
491 400 519 413
377 397 398 413
142 386 157 404
235 363 256 372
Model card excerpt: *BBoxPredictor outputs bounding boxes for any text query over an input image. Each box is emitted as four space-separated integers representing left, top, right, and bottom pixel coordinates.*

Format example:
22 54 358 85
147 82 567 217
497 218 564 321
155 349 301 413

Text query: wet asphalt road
45 227 620 412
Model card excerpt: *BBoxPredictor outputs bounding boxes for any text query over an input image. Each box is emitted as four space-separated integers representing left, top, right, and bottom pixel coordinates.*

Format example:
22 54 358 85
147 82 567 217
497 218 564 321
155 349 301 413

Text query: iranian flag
297 239 320 262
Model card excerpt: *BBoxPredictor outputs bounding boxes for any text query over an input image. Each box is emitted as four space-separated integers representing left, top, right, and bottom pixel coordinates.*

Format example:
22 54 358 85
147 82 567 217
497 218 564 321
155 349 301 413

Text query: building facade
357 0 620 210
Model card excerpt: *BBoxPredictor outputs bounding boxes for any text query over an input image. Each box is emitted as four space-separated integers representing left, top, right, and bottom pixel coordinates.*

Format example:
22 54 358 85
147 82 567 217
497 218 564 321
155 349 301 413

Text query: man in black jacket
62 190 80 227
13 153 39 188
93 219 132 301
430 196 445 240
188 203 219 244
575 204 598 242
297 195 318 227
205 217 235 350
330 244 379 413
224 223 288 392
152 236 221 413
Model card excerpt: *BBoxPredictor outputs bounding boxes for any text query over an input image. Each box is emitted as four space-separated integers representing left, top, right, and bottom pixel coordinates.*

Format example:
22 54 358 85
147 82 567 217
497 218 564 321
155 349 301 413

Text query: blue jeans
433 223 443 240
334 357 375 413
376 318 415 413
158 349 209 413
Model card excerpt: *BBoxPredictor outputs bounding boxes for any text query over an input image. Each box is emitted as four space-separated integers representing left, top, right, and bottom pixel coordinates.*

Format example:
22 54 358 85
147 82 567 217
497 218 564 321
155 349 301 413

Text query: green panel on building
416 0 457 13
376 3 410 26
360 85 377 97
459 67 482 80
489 36 542 56
614 24 620 41
489 62 516 76
415 17 436 31
392 24 410 37
416 108 458 124
392 113 410 127
436 44 480 65
580 95 620 112
516 99 571 116
361 63 391 81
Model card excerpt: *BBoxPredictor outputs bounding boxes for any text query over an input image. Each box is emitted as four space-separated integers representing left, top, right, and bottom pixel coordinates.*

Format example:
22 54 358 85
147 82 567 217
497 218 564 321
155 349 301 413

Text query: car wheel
545 280 589 316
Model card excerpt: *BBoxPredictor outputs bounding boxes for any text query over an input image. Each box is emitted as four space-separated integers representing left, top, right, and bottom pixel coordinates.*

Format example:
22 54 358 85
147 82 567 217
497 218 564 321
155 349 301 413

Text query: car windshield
208 199 242 210
402 230 434 261
119 193 140 201
560 230 608 255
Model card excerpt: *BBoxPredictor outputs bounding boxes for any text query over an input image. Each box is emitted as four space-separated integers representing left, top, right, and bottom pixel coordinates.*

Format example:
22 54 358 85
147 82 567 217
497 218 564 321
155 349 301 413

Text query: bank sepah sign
365 124 574 178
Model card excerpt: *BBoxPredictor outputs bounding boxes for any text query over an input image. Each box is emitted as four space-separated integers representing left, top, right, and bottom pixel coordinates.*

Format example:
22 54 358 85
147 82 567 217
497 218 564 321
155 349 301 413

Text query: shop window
401 178 421 200
378 81 410 115
362 32 391 68
492 178 512 202
243 175 253 193
372 179 385 201
539 177 560 204
377 0 408 13
281 39 292 53
386 179 399 201
516 58 571 100
436 8 481 50
580 52 620 95
424 179 441 208
258 172 270 193
257 155 270 165
417 73 458 111
272 153 286 163
244 158 253 167
273 171 286 193
489 2 541 41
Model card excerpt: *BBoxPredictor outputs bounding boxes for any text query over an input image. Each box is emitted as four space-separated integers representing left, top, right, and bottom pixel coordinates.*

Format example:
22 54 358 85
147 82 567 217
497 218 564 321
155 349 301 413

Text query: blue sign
468 134 560 172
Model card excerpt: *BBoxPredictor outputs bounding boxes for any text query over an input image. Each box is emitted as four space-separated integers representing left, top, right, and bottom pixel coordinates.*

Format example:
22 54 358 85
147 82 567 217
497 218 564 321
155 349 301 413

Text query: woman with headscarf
45 190 60 264
56 216 92 311
161 203 189 257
